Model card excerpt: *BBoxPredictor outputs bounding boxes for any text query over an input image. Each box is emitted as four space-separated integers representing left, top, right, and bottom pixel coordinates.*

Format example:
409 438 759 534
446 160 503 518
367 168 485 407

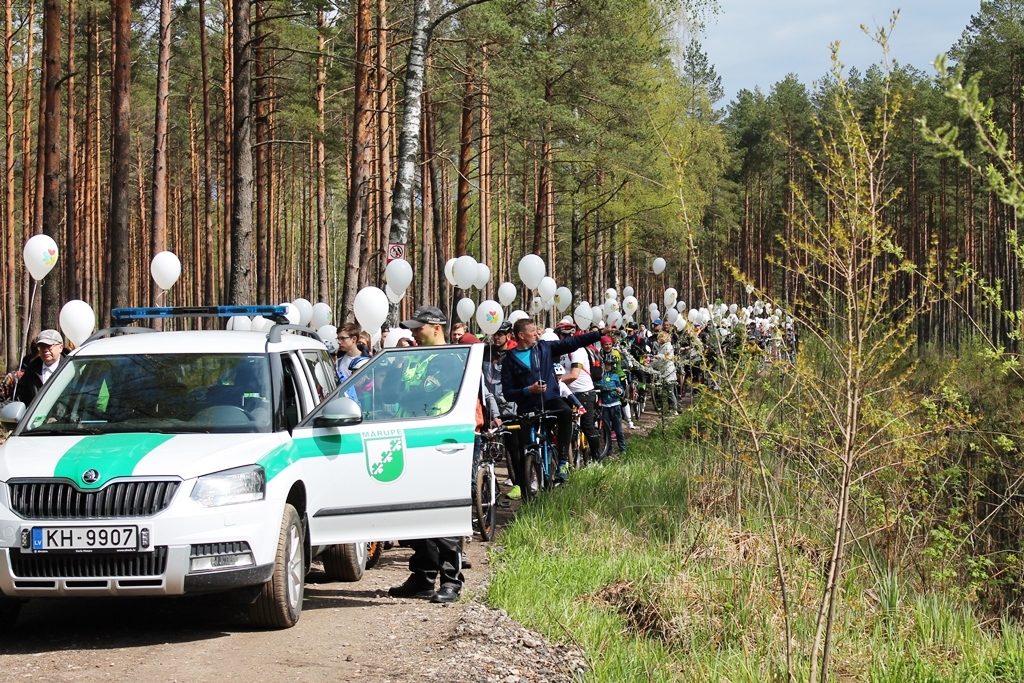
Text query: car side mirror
0 402 26 427
313 396 363 428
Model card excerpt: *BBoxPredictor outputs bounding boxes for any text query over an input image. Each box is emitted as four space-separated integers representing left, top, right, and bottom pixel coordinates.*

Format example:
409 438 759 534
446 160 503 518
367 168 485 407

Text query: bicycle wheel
598 419 613 460
519 446 537 502
474 464 497 541
542 444 559 491
570 423 585 470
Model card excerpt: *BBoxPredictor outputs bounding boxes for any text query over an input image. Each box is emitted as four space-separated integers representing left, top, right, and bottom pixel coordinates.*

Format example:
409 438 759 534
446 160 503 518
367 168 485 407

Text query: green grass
486 423 1024 682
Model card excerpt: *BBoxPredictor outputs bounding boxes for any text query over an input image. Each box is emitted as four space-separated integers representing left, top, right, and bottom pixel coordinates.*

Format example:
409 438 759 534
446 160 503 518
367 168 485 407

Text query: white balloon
537 276 557 301
664 287 677 308
385 258 414 294
590 305 603 323
476 300 504 335
474 263 491 290
261 318 276 332
607 312 623 328
384 328 413 348
652 257 666 275
291 297 313 326
454 255 478 289
729 303 738 315
228 316 252 331
775 308 783 317
278 302 300 325
150 251 181 290
603 299 619 317
622 296 638 315
310 302 333 329
676 301 686 312
573 303 593 329
353 286 389 331
745 284 755 294
688 309 699 324
674 316 686 331
530 296 543 314
457 297 476 323
605 288 617 300
508 309 529 323
23 234 59 281
518 254 546 290
666 308 679 324
316 324 337 343
59 300 95 346
623 286 634 298
554 287 573 312
385 284 404 304
498 282 518 307
370 327 382 349
251 315 267 330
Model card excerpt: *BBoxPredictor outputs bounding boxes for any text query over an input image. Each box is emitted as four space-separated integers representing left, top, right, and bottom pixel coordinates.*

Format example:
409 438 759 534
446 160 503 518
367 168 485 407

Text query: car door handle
435 444 467 454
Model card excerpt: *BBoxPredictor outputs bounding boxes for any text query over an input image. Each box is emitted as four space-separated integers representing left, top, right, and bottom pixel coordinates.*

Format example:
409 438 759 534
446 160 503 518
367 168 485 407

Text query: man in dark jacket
501 318 606 482
14 329 67 405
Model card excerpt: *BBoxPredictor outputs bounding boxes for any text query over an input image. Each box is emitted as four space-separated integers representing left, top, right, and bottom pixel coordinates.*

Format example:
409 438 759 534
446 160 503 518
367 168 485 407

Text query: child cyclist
594 356 627 456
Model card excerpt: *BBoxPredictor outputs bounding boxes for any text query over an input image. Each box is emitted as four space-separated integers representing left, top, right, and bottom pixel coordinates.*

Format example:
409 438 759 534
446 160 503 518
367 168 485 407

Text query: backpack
584 345 604 382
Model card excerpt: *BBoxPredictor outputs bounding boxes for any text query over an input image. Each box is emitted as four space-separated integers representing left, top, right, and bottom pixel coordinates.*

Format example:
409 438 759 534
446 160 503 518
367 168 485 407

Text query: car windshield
22 353 273 435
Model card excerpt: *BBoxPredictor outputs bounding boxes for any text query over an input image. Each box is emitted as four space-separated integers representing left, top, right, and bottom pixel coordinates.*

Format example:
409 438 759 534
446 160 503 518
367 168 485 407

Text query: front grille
191 541 250 558
8 480 180 519
10 546 168 578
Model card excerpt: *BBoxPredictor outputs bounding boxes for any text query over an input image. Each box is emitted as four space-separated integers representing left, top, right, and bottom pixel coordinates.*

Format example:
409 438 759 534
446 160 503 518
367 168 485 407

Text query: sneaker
503 478 514 487
557 461 570 481
507 484 522 500
628 422 636 429
388 576 435 599
431 583 461 604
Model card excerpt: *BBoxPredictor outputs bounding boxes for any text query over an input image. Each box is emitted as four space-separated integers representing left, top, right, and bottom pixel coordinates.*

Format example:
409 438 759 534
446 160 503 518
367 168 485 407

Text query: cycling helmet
553 363 566 376
496 321 513 334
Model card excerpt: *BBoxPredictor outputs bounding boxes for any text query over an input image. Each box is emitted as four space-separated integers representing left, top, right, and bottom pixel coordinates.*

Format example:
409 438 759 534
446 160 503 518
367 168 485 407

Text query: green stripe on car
54 434 176 489
258 424 476 482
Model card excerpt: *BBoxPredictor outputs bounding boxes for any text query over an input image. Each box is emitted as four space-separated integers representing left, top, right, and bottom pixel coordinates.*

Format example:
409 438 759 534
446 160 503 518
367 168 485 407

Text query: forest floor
0 411 666 682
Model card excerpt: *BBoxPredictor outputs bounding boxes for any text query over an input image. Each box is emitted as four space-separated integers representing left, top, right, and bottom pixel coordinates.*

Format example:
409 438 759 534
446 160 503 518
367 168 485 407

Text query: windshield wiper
24 426 106 436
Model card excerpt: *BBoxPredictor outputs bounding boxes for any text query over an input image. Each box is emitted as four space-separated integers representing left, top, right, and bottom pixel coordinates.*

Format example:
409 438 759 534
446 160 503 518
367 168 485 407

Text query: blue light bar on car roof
111 305 289 323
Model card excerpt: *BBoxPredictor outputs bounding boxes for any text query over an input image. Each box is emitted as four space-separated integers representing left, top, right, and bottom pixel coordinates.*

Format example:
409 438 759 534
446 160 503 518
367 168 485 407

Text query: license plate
31 526 138 552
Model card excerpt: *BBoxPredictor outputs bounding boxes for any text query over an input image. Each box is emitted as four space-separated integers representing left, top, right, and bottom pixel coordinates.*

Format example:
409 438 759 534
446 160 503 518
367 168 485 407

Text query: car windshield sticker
363 429 404 483
53 433 175 489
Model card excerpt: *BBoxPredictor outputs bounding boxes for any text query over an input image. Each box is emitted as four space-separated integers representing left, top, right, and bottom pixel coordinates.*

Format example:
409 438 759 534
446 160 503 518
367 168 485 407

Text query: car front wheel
250 503 304 629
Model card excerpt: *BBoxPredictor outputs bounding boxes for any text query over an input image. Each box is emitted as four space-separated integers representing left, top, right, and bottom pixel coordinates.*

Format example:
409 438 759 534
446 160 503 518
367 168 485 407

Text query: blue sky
701 1 982 103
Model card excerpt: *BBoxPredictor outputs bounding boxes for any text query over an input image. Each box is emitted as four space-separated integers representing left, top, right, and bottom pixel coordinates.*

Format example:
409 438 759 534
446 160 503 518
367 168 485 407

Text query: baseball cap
36 329 63 346
653 319 662 326
400 305 447 329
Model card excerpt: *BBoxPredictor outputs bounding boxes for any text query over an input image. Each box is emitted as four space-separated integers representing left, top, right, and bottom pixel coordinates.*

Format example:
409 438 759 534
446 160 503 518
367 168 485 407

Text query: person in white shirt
555 321 602 461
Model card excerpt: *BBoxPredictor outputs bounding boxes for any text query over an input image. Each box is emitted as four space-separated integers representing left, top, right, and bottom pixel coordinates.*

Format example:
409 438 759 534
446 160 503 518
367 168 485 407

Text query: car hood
0 432 289 489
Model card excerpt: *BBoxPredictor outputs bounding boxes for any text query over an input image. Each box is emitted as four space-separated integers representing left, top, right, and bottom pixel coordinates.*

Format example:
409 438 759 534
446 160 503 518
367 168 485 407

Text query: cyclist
556 320 602 471
500 317 606 483
594 356 626 455
601 334 636 429
482 321 519 497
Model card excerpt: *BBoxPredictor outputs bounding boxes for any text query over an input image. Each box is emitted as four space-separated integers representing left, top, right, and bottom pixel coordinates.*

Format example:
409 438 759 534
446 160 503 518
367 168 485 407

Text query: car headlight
190 465 266 507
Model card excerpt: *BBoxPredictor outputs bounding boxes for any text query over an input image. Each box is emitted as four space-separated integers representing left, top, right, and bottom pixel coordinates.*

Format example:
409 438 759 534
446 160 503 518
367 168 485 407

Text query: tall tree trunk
478 49 491 292
387 0 431 248
109 0 132 309
229 0 253 303
316 6 328 302
198 0 215 309
454 62 474 258
376 0 392 262
64 0 77 302
39 0 60 328
341 0 373 320
4 0 18 367
255 1 269 303
150 0 172 309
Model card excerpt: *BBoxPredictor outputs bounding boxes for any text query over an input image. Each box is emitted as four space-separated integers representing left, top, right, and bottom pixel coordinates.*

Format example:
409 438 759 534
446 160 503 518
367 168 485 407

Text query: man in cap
14 329 67 405
388 305 469 603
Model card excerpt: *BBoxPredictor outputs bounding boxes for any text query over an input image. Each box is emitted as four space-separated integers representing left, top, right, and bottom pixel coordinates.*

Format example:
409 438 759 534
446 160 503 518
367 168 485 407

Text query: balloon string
12 279 39 400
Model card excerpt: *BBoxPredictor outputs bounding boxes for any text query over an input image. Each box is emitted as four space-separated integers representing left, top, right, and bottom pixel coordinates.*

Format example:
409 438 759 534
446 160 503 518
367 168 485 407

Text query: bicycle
505 408 560 501
473 425 509 541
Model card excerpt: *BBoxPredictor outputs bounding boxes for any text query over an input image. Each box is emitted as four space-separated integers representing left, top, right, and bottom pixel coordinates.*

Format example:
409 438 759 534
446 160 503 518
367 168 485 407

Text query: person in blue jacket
501 317 609 482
